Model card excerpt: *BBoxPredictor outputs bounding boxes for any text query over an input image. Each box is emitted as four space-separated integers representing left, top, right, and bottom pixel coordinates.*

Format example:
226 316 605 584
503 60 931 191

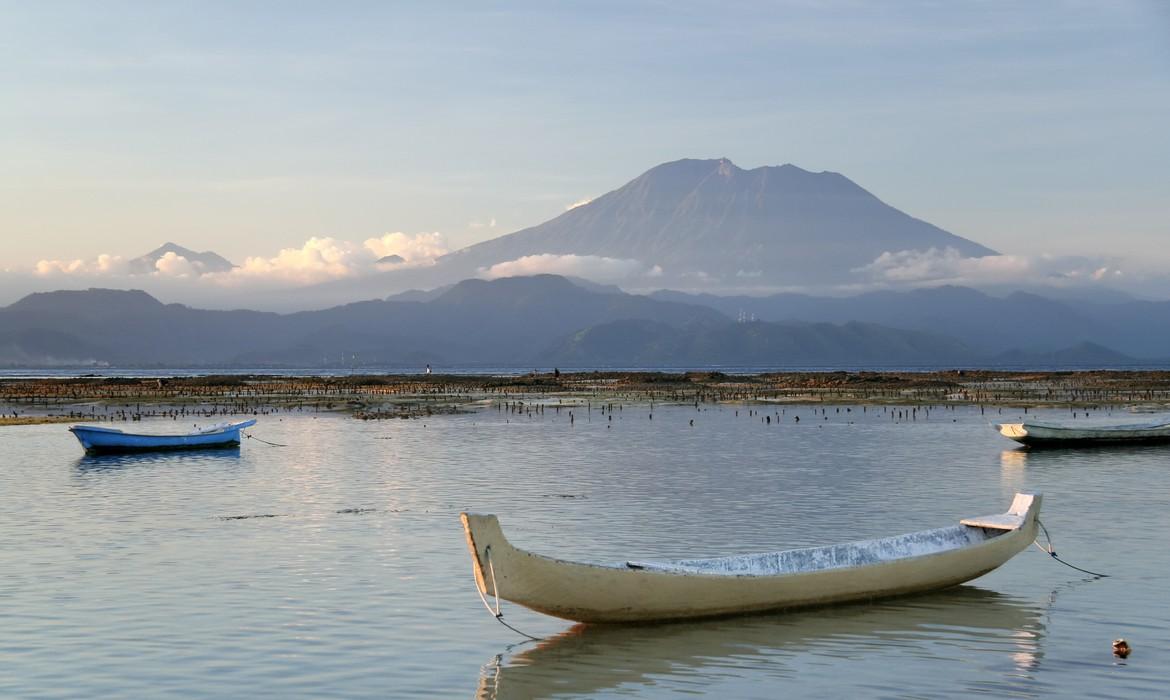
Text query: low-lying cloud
32 232 450 286
35 253 128 277
363 232 448 265
14 240 1168 313
226 237 364 284
223 233 447 284
856 247 1123 287
154 251 201 277
480 254 663 284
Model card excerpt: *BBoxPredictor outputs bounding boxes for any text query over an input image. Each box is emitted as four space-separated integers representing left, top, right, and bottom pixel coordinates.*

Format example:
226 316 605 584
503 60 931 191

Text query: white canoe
997 418 1170 446
461 493 1041 623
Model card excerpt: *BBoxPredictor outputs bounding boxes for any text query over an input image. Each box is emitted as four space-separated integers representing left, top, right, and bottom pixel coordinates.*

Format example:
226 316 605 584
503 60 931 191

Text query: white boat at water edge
461 493 1041 624
996 416 1170 446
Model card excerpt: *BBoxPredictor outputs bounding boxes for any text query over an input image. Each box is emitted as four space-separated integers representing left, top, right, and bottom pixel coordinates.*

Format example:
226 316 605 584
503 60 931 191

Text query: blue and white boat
69 419 257 454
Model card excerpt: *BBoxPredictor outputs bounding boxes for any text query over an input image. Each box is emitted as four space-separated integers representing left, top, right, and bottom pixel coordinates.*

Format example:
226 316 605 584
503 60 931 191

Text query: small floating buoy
1113 638 1131 658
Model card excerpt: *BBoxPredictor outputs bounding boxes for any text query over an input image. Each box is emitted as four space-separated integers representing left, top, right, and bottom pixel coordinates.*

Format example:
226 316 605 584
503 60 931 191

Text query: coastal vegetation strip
2 371 1170 427
0 415 78 426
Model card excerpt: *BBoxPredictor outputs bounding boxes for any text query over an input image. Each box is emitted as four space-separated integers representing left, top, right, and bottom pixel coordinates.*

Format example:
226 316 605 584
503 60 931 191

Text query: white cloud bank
35 254 128 277
33 232 450 286
479 254 662 284
20 240 1169 312
221 232 449 285
855 247 1123 287
364 232 448 264
226 237 364 284
154 251 200 277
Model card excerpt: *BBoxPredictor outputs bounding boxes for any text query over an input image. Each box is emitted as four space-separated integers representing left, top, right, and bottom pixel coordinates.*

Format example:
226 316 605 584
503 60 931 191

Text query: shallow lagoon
2 402 1167 698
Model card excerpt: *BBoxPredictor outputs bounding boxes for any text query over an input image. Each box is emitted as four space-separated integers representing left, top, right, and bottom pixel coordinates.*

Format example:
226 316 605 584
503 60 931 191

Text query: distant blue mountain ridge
1 276 1164 369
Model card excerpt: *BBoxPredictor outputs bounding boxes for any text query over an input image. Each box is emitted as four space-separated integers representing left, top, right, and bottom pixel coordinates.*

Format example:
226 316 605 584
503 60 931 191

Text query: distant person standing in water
425 364 431 375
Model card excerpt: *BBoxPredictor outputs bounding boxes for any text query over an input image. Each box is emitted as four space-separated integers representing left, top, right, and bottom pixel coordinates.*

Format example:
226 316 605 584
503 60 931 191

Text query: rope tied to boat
244 432 287 447
472 545 542 642
1034 518 1110 578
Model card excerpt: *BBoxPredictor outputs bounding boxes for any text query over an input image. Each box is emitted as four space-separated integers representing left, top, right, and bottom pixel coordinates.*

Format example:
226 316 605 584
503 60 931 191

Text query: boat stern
997 423 1029 443
461 513 508 597
1009 492 1042 528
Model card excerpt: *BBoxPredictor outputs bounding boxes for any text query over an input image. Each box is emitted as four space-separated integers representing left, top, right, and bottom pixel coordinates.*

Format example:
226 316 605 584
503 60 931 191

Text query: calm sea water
5 362 1170 379
2 402 1167 698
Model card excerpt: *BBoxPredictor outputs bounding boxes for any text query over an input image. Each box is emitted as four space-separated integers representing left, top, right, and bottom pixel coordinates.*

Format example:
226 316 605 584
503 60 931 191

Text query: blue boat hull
69 420 257 454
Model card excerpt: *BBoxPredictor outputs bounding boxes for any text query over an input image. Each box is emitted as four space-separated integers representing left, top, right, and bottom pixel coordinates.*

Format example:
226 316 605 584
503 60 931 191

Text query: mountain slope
284 275 727 363
4 277 1159 368
541 319 979 367
651 286 1110 355
436 158 996 286
0 277 726 367
0 329 115 366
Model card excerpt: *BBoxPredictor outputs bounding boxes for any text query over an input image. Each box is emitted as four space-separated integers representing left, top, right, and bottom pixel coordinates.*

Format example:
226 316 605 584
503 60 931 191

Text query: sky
1 1 1168 306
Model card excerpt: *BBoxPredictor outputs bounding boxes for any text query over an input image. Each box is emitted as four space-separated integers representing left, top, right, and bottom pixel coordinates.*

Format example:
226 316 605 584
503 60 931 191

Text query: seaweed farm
5 370 1170 426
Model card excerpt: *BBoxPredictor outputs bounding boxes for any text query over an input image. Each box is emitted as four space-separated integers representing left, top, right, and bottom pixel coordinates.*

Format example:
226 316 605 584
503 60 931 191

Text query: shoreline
3 370 1170 426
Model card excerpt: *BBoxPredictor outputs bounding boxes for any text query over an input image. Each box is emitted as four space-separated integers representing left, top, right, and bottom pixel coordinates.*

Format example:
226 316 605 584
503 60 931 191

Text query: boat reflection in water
73 446 242 473
476 587 1044 699
1000 448 1029 471
1001 442 1170 471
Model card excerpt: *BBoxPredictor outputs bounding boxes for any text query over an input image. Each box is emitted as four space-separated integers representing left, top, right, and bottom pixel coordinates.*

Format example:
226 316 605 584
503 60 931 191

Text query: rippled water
2 403 1167 698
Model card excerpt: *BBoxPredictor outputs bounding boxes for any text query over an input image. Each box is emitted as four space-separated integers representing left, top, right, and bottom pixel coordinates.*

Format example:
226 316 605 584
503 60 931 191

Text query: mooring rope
1034 518 1110 578
472 545 542 642
244 432 287 447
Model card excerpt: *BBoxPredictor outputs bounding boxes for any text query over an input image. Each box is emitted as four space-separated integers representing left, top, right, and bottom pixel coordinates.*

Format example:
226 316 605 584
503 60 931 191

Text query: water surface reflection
73 447 242 473
477 586 1045 698
1001 442 1170 470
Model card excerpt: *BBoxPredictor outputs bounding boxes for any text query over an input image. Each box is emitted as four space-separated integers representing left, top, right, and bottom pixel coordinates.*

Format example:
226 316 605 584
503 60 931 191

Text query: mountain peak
146 242 197 258
642 157 735 177
645 157 837 178
129 243 235 275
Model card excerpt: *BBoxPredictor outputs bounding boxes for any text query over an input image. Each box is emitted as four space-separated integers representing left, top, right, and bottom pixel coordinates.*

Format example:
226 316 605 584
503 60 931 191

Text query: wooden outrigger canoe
69 419 257 454
461 493 1041 624
997 418 1170 446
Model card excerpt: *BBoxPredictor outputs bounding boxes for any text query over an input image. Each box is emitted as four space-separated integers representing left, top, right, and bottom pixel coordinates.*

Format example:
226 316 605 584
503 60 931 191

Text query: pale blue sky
2 1 1168 276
